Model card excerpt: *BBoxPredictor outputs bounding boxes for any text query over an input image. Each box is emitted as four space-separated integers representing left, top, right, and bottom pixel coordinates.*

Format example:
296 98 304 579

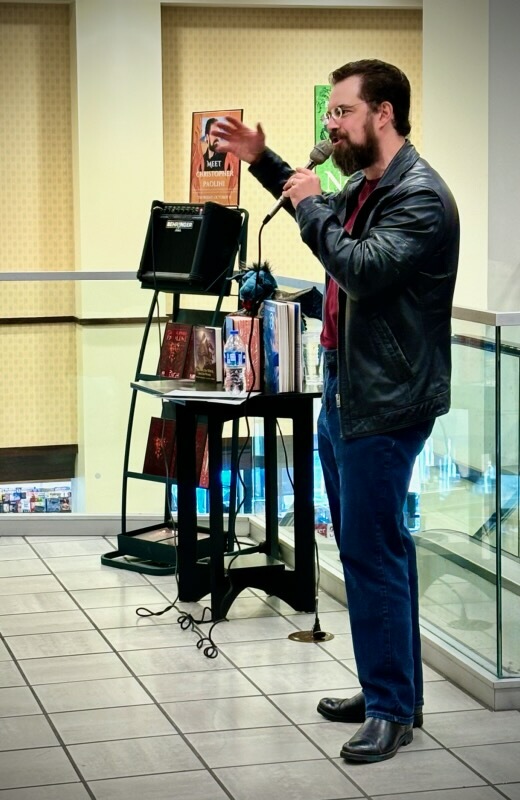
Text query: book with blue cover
263 299 281 393
263 299 302 393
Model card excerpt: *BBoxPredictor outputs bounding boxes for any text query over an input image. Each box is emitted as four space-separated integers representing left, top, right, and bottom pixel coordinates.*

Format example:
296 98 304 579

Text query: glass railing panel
499 322 520 676
414 318 500 674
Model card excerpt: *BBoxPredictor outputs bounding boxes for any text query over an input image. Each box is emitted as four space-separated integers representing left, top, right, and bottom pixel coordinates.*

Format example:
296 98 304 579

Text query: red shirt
321 178 380 350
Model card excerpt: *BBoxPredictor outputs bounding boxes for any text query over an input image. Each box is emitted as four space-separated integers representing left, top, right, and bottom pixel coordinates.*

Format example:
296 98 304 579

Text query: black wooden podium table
132 381 319 620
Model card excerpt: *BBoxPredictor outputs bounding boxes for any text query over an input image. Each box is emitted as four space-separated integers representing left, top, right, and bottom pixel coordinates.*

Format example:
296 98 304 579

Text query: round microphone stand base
288 630 334 643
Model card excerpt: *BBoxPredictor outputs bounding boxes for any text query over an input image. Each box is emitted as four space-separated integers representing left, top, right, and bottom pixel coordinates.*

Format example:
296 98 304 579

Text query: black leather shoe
340 717 413 763
317 692 423 728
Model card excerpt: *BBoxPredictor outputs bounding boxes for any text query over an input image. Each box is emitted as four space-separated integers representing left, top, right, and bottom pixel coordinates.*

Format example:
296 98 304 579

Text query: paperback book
171 419 209 488
263 299 302 393
183 327 196 379
142 415 209 488
142 417 177 477
157 322 193 379
194 325 223 382
194 421 210 489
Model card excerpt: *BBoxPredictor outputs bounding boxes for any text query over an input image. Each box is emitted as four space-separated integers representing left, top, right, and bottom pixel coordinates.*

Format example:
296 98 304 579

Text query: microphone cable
135 404 225 658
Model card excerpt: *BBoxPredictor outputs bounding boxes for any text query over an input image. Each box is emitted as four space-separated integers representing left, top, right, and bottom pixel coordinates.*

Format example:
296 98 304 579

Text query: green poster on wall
314 85 349 193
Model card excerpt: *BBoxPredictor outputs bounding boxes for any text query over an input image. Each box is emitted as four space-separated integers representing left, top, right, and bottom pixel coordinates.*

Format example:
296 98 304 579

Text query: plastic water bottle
223 329 247 395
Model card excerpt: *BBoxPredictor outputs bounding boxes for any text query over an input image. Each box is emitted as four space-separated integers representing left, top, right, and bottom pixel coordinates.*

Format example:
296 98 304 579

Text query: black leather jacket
250 141 459 438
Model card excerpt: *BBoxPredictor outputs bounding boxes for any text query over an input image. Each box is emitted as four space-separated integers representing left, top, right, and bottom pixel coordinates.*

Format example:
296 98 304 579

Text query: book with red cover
142 417 177 477
195 421 209 489
172 420 209 488
157 322 192 379
224 314 263 391
182 327 196 379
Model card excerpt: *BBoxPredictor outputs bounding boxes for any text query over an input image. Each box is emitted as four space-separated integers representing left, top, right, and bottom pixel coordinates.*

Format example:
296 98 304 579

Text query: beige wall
0 4 76 448
0 4 74 283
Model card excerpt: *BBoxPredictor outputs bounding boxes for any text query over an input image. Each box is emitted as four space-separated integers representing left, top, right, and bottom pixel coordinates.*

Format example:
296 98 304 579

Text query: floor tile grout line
10 537 240 800
199 617 376 797
167 593 518 793
439 743 518 797
2 536 518 796
83 764 226 786
32 545 261 799
398 721 517 797
2 544 186 765
0 632 97 799
191 586 366 787
7 540 366 795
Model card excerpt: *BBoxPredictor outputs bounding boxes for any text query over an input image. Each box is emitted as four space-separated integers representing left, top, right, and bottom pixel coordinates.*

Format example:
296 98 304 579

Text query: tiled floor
1 534 520 799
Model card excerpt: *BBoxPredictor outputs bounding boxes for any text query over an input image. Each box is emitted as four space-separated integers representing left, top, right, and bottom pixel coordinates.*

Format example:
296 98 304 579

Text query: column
71 0 164 511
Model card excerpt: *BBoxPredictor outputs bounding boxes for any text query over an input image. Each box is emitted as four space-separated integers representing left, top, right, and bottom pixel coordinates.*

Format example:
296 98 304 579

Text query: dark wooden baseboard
0 445 78 483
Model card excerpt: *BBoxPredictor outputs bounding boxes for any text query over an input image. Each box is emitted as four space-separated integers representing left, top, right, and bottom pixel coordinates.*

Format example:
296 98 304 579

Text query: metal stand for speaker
101 207 248 575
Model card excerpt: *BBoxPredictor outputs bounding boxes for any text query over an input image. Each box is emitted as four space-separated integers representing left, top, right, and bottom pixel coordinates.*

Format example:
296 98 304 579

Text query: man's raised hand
212 116 266 165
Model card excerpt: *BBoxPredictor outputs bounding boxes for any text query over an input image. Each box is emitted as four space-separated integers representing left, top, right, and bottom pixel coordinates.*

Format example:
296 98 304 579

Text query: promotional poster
190 109 243 206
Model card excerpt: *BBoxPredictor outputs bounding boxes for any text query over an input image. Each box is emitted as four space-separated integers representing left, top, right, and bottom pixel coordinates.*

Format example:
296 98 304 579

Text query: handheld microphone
262 139 333 225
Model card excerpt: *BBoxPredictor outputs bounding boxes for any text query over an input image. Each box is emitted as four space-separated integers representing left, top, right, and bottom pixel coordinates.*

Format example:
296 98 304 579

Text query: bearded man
213 59 459 763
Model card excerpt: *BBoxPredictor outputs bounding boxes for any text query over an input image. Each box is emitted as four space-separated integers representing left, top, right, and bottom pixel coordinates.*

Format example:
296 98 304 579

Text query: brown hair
330 59 411 136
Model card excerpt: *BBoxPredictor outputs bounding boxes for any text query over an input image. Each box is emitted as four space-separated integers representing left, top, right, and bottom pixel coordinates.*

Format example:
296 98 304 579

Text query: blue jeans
317 351 434 725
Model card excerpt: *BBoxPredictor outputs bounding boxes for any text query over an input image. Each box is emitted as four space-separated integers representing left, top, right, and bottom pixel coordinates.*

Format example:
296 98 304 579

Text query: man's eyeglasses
320 103 365 124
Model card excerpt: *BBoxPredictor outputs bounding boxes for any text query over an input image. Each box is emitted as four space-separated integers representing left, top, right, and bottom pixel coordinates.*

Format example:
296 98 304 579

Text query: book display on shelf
45 495 61 512
263 299 303 393
157 322 193 379
0 485 72 514
223 314 263 391
194 325 223 382
142 417 177 477
142 415 209 488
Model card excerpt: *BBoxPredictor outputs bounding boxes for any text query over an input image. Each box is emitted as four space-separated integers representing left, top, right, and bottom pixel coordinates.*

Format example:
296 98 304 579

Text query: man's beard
331 121 380 176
